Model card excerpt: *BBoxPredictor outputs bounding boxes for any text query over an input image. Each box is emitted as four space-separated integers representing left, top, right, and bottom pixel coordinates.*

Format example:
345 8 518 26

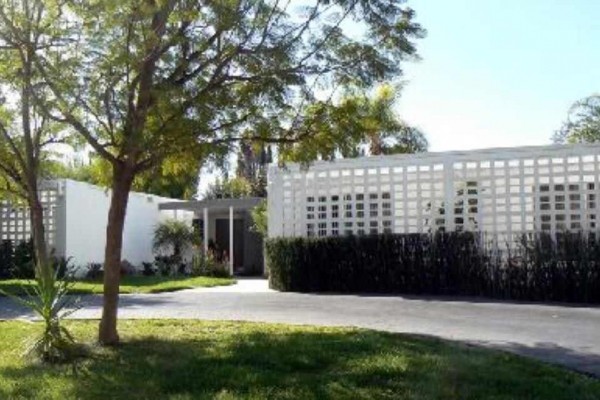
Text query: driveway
1 278 599 377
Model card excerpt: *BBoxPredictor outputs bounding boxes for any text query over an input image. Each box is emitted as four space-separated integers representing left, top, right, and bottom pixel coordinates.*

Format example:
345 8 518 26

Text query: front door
215 219 244 270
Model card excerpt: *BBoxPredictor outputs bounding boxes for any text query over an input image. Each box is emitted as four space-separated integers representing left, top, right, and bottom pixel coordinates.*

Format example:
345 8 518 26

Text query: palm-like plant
153 219 197 273
2 265 80 363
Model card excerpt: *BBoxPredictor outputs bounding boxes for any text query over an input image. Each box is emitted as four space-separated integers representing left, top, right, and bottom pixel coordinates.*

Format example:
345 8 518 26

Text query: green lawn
0 275 235 296
0 320 598 400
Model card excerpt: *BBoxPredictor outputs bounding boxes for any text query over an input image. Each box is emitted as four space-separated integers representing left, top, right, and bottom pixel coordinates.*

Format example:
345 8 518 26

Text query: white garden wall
268 144 600 242
62 180 192 273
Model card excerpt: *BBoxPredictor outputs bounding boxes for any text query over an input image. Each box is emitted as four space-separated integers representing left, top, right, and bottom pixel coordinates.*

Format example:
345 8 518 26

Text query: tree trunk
28 194 51 282
98 165 135 345
369 132 383 156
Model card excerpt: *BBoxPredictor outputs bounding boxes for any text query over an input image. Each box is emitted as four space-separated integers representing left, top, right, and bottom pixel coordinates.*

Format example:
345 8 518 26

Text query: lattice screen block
268 144 600 242
0 181 60 245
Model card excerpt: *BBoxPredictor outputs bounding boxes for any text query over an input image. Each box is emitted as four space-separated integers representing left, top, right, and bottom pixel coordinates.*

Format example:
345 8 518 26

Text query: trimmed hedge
266 232 600 303
0 239 36 279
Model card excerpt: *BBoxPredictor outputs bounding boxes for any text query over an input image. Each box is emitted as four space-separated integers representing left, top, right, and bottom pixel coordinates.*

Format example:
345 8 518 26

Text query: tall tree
280 84 428 163
356 84 427 156
553 94 600 144
0 0 64 284
235 141 271 197
35 0 424 344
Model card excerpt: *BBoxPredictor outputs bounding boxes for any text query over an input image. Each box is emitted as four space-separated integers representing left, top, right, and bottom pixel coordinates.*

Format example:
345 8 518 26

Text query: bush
13 239 35 279
120 260 137 276
10 269 83 363
52 256 72 280
85 263 103 280
154 255 175 276
142 262 156 276
266 232 600 304
190 252 230 278
0 240 14 279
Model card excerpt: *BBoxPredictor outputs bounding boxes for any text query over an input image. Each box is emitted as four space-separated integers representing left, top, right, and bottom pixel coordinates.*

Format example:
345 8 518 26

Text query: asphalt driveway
1 279 599 377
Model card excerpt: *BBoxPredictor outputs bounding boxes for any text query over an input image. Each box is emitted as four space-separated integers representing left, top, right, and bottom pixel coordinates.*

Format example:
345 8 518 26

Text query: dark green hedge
0 239 36 279
266 232 600 303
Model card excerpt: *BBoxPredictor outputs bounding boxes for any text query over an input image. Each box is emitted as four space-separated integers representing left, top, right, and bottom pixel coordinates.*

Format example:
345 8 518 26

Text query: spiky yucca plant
2 265 80 363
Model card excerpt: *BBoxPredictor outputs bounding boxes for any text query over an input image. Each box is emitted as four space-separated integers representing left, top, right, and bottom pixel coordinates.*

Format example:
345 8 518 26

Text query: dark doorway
215 219 245 270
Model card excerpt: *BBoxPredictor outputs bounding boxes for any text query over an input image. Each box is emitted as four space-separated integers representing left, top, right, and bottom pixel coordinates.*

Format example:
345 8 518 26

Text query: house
0 179 265 276
0 179 194 274
267 143 600 243
158 197 265 276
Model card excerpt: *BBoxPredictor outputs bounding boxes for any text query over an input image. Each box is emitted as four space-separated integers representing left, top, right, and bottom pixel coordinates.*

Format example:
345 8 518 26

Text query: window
318 223 327 237
307 223 315 237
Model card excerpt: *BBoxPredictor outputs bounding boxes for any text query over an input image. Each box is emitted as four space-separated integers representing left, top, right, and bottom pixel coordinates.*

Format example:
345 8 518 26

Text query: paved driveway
1 279 599 377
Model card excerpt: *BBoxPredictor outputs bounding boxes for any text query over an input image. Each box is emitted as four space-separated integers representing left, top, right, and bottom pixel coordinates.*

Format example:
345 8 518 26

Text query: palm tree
152 219 197 273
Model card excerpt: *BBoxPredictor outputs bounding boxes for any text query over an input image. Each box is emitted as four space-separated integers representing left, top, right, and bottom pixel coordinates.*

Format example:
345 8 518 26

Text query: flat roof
269 143 600 173
159 197 264 212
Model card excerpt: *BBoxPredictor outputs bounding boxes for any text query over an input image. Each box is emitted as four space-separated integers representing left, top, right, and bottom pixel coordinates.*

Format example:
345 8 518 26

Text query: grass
0 275 235 296
0 320 598 400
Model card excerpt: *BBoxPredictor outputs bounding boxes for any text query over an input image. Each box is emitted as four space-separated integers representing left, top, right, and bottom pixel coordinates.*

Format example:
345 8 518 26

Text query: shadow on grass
1 322 599 400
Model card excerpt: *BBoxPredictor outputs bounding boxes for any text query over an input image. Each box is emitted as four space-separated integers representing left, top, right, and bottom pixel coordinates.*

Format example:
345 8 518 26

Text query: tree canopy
24 0 425 344
553 94 600 144
280 83 428 162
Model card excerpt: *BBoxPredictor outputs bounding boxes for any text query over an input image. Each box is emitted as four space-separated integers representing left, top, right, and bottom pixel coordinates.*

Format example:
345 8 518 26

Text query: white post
229 206 234 275
203 207 209 255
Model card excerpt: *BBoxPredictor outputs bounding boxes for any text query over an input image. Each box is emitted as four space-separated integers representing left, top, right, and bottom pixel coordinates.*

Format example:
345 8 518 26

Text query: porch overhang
159 197 264 275
158 197 263 213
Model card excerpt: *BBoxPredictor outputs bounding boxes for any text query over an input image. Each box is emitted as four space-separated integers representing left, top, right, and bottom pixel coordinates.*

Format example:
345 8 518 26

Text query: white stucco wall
62 180 192 273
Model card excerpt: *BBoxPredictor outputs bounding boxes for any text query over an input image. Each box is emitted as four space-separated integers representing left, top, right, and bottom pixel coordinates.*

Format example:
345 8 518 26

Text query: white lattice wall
268 144 600 241
0 181 61 247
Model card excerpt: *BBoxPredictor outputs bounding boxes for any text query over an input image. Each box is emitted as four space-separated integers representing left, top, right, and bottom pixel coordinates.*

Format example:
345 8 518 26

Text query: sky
398 0 600 152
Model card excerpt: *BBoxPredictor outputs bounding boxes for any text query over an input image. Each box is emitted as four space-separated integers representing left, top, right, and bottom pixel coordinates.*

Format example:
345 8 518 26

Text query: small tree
251 200 268 238
203 176 254 200
153 219 197 274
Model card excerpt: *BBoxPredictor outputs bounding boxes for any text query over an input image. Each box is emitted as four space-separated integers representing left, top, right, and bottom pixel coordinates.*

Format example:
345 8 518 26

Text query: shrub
2 266 82 363
52 256 72 280
191 251 230 278
0 240 14 279
154 255 175 276
266 232 600 304
142 262 156 276
85 263 103 280
13 239 35 279
120 260 137 276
